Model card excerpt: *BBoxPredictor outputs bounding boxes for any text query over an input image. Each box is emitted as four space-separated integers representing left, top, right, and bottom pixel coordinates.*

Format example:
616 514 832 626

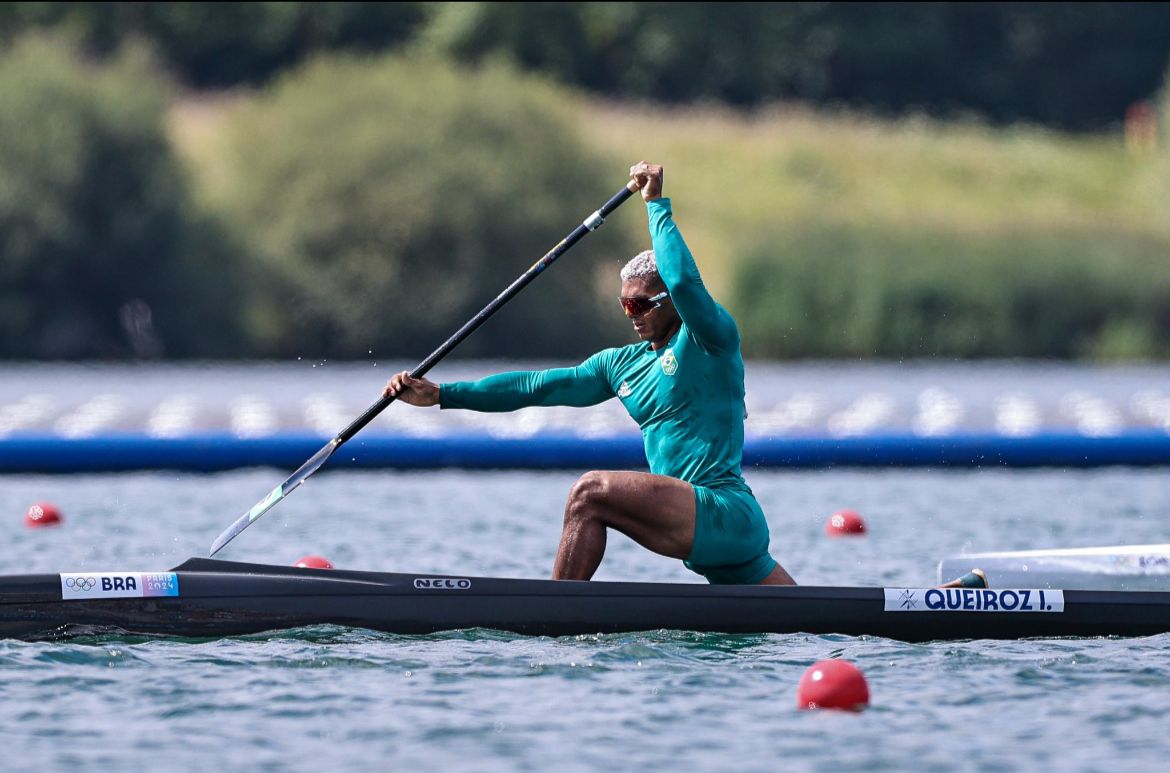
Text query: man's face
620 276 676 345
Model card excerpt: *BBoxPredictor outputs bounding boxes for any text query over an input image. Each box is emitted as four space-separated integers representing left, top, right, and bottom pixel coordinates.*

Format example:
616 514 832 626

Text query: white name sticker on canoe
884 588 1064 613
60 572 180 600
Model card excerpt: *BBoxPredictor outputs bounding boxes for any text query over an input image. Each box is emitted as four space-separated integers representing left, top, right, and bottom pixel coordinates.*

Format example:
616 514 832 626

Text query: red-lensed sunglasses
619 290 669 317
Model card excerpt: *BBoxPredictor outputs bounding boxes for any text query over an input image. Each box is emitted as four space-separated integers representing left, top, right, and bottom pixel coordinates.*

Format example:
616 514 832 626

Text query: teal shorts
684 484 777 585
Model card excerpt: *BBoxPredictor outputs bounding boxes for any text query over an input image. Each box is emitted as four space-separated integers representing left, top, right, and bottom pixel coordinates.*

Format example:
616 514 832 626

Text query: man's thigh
580 470 696 559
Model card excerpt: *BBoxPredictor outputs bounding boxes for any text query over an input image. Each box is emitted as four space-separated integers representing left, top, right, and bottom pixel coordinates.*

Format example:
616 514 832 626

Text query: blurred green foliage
1 5 1169 361
205 54 636 359
401 2 1170 131
3 2 1168 130
0 2 428 87
0 34 242 358
734 224 1170 360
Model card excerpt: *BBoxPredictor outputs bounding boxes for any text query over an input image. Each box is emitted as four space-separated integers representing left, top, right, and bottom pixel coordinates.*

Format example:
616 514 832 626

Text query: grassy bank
576 101 1170 297
576 101 1170 359
171 90 1170 359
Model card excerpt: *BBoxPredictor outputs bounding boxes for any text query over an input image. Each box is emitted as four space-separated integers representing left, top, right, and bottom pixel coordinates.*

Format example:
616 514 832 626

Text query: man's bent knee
566 471 612 512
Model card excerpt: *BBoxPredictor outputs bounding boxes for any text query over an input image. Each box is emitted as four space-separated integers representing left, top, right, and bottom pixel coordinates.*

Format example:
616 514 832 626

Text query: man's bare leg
553 470 696 580
757 564 798 586
553 470 798 586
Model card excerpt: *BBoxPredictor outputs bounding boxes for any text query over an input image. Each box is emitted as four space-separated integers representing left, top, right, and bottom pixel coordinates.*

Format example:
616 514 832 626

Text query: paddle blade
208 440 339 556
208 504 268 557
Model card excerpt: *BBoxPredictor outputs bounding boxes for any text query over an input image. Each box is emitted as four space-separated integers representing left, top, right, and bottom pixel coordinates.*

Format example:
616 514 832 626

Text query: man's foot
937 568 987 589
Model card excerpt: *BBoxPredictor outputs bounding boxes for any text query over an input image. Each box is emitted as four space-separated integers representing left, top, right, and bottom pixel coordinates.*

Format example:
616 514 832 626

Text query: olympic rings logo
64 576 97 591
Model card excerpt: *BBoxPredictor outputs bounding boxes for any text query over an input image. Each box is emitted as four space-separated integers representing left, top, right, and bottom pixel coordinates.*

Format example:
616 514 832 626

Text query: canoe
3 558 1170 642
937 544 1170 591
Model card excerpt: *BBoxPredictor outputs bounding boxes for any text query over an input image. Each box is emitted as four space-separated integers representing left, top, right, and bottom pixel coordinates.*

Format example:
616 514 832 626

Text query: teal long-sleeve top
440 197 749 491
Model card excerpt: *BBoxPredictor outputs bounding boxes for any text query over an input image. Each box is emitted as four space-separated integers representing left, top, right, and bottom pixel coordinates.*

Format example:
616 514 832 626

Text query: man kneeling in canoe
385 162 796 586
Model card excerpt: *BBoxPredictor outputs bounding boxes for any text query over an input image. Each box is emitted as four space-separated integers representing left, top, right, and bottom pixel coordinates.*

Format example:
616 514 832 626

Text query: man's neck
650 321 682 350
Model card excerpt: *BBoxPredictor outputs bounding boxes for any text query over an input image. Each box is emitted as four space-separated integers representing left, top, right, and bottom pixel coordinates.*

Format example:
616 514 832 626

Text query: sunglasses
619 291 669 318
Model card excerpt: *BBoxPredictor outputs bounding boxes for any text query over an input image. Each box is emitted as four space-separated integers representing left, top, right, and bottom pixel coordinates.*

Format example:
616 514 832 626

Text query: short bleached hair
620 250 658 282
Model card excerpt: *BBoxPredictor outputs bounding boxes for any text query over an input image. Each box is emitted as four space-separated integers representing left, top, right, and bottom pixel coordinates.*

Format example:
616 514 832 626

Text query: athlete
384 162 796 586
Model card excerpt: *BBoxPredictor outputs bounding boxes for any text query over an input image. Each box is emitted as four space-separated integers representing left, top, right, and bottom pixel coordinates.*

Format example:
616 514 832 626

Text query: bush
0 2 429 88
733 222 1170 360
0 34 243 358
421 3 1170 131
210 53 638 360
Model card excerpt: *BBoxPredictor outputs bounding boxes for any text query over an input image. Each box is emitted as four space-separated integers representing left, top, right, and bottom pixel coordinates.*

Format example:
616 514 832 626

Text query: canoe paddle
209 178 640 556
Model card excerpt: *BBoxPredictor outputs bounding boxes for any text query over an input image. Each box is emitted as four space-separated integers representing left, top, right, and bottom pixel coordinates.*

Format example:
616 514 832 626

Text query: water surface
1 467 1167 771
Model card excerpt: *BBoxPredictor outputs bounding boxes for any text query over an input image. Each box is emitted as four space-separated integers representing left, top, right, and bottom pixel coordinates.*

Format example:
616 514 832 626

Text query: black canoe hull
3 558 1170 642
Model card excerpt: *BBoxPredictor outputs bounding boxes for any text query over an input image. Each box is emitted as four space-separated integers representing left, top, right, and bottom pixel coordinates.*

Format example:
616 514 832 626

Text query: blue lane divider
3 430 1170 472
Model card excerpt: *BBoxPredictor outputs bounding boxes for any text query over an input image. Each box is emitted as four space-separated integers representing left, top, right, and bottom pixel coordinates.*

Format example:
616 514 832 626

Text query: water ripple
2 470 1170 771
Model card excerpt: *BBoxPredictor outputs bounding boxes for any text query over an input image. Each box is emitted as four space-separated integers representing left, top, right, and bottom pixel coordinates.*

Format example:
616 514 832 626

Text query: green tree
5 3 1168 130
0 34 242 358
733 223 1170 360
421 2 1170 131
0 2 429 87
210 53 636 359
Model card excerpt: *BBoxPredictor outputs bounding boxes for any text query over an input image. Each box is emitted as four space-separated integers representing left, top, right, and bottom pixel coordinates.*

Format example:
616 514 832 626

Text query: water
4 359 1170 436
2 466 1169 771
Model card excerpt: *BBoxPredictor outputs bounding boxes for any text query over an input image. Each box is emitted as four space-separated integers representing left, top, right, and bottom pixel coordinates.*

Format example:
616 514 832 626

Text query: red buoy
24 502 63 528
294 555 334 569
796 659 870 711
825 509 866 536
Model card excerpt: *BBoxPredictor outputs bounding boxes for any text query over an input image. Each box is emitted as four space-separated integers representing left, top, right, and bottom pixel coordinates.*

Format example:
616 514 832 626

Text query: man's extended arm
647 198 739 354
440 363 612 412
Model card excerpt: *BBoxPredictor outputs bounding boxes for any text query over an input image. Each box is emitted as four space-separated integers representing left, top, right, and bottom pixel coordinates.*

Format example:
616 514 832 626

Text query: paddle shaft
336 180 639 444
209 179 639 556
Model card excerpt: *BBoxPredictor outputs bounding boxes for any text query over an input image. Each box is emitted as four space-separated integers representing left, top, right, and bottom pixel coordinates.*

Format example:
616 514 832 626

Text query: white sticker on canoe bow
60 572 179 600
884 588 1064 613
